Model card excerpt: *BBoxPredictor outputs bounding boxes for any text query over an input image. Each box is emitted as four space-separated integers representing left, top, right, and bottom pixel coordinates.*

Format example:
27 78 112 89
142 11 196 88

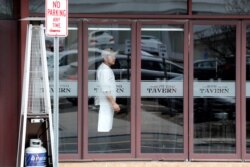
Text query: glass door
83 21 135 159
81 20 188 160
137 21 188 159
190 21 241 160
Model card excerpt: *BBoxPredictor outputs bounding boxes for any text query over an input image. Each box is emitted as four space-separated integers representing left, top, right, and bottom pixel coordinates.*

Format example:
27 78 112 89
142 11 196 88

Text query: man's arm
106 95 120 112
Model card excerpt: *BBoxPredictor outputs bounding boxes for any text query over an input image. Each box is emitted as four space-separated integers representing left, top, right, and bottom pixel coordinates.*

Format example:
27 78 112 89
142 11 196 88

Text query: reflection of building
2 1 250 167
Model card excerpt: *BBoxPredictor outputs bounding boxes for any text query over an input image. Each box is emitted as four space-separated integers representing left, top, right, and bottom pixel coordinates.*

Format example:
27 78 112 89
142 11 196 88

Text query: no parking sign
45 0 68 37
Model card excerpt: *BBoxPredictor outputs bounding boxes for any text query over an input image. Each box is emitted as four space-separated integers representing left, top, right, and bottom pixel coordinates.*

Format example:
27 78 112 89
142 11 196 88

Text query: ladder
16 24 55 167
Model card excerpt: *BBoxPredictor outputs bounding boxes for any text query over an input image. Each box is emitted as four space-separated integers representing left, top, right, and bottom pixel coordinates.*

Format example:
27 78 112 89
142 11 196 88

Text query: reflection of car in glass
45 39 64 52
194 57 238 81
88 31 115 46
194 97 235 123
86 54 183 81
60 49 176 81
141 35 164 55
194 59 220 80
192 57 237 122
63 54 184 80
47 48 107 80
47 50 78 80
141 56 183 80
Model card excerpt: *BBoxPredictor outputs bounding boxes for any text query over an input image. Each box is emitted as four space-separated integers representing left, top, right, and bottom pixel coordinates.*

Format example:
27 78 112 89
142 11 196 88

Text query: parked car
47 48 108 80
86 54 183 81
88 31 115 46
194 59 220 80
47 49 78 80
141 56 183 80
194 57 238 81
47 48 159 81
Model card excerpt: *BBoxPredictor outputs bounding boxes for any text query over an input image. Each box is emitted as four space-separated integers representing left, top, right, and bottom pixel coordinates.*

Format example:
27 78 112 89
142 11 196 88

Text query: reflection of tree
195 0 250 59
29 0 45 13
195 25 236 59
247 30 250 54
0 0 13 16
225 0 250 14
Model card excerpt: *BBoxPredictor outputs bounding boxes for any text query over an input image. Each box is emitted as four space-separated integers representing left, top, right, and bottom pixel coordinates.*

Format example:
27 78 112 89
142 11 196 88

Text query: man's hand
112 102 120 112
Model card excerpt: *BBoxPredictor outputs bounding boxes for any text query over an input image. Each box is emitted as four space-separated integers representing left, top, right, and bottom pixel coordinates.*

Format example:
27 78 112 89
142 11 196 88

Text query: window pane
193 25 236 153
140 25 184 153
30 0 187 15
88 25 131 153
193 0 250 15
46 25 79 153
246 26 250 153
0 0 13 18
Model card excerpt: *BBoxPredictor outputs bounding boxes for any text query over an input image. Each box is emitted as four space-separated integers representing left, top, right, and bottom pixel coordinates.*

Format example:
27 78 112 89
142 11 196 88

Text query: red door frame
82 20 137 160
135 20 189 160
20 19 247 161
189 20 242 161
81 19 189 160
242 21 250 161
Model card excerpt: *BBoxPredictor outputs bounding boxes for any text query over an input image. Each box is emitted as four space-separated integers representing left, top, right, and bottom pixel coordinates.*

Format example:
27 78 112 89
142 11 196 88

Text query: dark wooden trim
30 13 250 20
135 21 142 158
0 20 19 167
82 21 89 159
183 21 189 160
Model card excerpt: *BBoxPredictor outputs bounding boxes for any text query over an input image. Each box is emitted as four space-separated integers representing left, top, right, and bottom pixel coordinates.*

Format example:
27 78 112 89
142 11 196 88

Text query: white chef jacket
96 63 116 132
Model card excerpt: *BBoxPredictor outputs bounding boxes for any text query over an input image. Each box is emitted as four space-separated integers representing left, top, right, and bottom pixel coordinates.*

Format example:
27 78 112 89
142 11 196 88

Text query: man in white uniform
96 48 120 132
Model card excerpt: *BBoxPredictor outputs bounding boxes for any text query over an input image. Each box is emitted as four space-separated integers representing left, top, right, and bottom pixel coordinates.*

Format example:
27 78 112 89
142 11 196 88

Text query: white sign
194 81 235 97
141 81 183 97
45 0 68 37
49 81 77 97
247 82 250 97
88 81 131 97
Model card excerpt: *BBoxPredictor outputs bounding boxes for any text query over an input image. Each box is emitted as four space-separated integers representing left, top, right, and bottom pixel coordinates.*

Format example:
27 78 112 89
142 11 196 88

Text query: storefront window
30 0 187 15
140 25 184 153
193 0 250 15
193 25 236 153
87 24 131 153
46 25 79 153
0 0 13 18
246 25 250 154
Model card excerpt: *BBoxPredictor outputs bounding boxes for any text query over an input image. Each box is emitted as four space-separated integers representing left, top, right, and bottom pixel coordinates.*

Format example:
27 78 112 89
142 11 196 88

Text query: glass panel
193 25 236 153
30 0 187 15
0 0 13 18
193 0 250 15
140 25 184 153
246 26 250 153
46 25 78 153
88 25 131 153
